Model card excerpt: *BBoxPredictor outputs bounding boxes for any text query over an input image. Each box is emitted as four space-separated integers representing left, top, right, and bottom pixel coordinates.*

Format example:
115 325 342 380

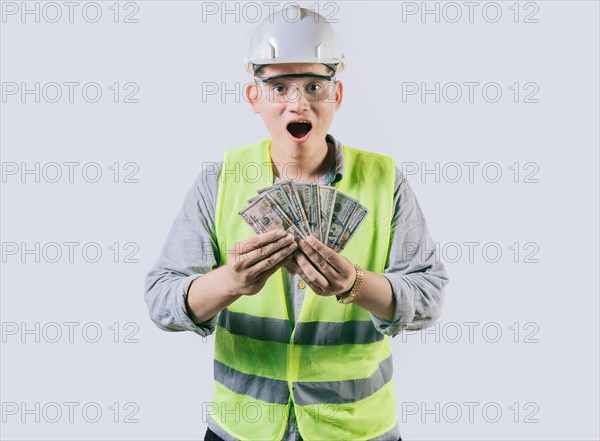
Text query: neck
270 137 334 183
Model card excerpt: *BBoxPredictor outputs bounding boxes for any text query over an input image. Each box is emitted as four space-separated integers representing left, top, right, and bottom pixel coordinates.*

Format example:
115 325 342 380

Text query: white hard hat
244 5 346 75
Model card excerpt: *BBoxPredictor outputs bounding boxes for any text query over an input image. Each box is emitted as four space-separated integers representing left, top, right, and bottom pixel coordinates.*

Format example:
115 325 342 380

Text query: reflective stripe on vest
215 355 394 405
218 309 384 345
212 138 397 441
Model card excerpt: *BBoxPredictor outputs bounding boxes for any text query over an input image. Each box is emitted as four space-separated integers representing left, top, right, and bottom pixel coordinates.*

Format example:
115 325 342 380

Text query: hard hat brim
245 57 346 75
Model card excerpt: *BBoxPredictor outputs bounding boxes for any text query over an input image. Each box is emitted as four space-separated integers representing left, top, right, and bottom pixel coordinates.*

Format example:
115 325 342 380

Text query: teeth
292 121 310 124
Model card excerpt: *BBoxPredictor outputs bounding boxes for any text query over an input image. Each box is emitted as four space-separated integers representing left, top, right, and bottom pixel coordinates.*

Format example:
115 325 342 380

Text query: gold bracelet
336 264 364 304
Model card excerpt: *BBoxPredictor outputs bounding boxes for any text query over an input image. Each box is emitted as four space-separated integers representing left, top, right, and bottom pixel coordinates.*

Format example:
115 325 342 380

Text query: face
245 63 343 150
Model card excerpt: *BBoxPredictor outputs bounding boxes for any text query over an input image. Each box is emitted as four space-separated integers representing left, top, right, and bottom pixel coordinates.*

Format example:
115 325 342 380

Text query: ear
246 82 261 114
334 80 343 110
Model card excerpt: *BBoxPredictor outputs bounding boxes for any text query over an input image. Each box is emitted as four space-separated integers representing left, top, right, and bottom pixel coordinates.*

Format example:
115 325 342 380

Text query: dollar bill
243 181 369 268
312 183 322 241
280 182 312 237
333 203 368 252
240 193 303 239
318 184 337 243
238 193 303 274
261 184 310 237
257 183 310 238
294 183 321 241
326 192 359 249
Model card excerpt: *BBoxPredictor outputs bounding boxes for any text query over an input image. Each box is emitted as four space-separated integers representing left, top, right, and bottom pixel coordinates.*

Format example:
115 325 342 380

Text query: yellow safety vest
212 138 397 440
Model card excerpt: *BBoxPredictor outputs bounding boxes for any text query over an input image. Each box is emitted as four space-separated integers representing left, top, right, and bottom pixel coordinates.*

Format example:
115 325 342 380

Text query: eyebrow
255 73 335 83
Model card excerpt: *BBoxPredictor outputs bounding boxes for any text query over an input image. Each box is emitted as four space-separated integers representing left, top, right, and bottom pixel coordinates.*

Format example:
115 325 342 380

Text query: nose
287 84 310 112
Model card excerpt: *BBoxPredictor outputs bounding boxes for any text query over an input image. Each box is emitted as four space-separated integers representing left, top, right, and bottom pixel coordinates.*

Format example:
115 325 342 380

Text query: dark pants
205 427 402 441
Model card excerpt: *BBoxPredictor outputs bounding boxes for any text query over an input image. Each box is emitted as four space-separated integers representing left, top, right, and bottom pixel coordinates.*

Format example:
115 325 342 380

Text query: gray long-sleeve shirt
144 133 449 441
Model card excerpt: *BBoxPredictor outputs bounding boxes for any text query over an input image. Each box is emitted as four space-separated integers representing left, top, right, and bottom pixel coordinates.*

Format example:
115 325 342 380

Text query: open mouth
287 121 312 140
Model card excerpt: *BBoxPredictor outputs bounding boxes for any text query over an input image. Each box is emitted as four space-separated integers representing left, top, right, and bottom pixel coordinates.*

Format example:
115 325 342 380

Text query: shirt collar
272 133 344 186
324 133 344 185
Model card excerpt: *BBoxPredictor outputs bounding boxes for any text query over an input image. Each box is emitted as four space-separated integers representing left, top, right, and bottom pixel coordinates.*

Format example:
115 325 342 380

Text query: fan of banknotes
239 182 368 264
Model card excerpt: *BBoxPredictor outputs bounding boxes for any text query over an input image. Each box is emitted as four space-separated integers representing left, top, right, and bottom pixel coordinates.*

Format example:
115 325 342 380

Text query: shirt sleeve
144 161 224 337
369 167 449 337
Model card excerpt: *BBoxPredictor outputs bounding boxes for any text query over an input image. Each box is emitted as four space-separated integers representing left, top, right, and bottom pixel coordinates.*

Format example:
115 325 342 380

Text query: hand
291 235 356 297
224 230 297 296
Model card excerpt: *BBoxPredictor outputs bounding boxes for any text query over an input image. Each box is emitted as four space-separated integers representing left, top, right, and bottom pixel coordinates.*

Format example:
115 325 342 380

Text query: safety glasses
254 73 338 103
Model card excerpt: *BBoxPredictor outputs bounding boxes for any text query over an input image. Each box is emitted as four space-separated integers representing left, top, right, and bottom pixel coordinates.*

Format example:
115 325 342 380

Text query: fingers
239 233 295 268
236 230 288 255
262 253 296 279
285 258 301 274
306 236 343 272
294 250 329 288
298 236 339 277
292 260 321 294
252 240 298 275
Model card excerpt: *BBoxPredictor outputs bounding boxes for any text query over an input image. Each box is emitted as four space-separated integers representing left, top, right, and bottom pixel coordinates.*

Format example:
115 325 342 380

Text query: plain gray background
1 1 598 439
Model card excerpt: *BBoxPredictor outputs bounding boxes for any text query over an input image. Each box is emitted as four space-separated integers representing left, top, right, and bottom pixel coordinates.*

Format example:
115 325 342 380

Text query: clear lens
258 78 337 103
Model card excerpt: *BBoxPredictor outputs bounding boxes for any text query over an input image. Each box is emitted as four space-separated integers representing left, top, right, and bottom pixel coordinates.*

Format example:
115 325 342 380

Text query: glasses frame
255 73 336 83
253 73 338 103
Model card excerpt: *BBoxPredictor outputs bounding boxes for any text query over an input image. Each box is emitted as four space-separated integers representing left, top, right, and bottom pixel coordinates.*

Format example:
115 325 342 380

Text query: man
145 6 448 441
